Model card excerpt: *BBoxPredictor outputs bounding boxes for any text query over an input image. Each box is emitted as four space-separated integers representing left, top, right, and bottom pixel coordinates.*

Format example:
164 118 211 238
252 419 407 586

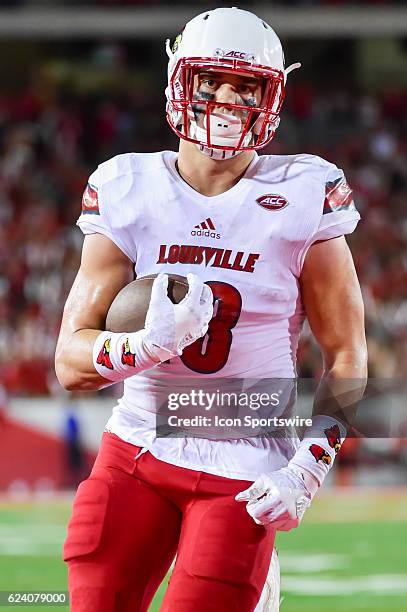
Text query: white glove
143 273 213 362
235 466 312 531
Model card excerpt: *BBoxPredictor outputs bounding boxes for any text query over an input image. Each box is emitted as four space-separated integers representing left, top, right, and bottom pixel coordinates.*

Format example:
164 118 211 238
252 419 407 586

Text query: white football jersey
78 151 360 479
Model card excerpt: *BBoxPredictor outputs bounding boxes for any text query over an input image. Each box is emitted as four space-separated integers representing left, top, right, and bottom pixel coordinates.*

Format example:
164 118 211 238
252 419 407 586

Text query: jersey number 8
181 281 242 374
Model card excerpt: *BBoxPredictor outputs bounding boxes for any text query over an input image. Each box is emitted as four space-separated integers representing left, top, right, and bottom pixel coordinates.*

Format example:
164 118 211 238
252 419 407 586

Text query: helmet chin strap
190 110 250 160
197 143 240 160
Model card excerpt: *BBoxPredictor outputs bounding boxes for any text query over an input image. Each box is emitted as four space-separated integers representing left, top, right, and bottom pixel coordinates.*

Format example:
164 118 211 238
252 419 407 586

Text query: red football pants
63 432 275 612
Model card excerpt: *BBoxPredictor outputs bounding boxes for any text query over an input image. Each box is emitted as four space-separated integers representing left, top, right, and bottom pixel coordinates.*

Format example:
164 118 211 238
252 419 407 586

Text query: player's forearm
314 347 368 424
288 346 367 490
235 352 368 529
55 329 112 391
55 327 159 392
56 275 213 392
322 346 368 379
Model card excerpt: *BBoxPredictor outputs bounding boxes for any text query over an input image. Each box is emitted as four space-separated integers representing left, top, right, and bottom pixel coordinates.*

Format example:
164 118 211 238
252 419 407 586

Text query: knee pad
187 503 267 586
63 476 110 562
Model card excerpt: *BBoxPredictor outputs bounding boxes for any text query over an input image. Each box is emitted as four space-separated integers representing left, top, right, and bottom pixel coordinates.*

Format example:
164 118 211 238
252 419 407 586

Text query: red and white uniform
78 150 360 480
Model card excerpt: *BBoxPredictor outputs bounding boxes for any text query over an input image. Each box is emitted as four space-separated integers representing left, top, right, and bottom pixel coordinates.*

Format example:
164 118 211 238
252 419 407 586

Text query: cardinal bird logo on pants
324 425 342 454
96 338 113 370
122 338 136 367
309 444 331 465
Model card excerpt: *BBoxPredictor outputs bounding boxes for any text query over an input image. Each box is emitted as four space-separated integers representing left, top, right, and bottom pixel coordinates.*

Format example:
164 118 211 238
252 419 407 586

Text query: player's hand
235 467 312 531
143 273 213 362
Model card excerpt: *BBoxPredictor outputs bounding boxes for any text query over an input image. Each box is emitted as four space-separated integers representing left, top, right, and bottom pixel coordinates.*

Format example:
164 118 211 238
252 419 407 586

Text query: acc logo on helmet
214 49 256 62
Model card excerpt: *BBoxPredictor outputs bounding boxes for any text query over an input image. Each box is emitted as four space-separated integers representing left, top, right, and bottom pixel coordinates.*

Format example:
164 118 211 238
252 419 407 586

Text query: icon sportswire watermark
153 378 407 439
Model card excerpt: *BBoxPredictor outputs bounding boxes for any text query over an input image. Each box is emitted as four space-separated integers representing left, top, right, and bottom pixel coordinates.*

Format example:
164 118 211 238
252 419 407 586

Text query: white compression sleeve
92 330 159 382
289 415 347 487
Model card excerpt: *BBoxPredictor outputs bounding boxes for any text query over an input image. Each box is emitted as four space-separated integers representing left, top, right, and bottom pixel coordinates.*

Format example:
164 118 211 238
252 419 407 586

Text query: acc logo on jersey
256 194 289 212
82 183 100 215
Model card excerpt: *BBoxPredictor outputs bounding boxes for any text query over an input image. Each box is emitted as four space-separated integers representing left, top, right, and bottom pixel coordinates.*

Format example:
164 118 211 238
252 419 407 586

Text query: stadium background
0 1 406 610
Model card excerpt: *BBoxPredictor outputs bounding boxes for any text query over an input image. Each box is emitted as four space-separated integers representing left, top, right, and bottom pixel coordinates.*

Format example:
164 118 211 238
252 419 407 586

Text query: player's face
192 70 263 129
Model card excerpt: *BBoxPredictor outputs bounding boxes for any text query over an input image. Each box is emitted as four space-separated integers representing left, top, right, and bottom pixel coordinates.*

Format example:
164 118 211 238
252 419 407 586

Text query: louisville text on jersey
81 183 100 215
323 176 355 214
157 244 259 273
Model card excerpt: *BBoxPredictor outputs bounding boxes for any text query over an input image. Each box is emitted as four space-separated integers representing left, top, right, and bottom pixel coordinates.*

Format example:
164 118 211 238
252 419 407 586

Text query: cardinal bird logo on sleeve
96 338 113 370
82 183 100 215
122 338 136 367
324 424 342 454
309 444 331 465
323 176 356 214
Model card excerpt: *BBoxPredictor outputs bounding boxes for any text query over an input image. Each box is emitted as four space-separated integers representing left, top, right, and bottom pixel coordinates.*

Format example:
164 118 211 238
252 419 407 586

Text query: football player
56 7 367 612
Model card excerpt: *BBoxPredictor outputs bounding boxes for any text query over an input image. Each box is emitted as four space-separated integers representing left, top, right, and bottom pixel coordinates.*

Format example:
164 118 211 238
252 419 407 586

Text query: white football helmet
165 7 300 159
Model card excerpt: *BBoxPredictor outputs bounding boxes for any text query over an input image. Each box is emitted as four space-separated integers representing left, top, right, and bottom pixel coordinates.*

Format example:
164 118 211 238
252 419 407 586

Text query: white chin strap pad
191 112 243 148
194 125 242 148
191 112 250 159
205 111 242 139
186 109 252 160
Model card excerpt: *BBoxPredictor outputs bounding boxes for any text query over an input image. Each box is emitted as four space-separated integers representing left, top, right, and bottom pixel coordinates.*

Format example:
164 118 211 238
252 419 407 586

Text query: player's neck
176 141 255 197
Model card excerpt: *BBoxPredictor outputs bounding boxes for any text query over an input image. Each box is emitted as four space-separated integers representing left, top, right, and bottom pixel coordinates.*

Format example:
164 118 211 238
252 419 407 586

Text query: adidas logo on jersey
191 217 220 239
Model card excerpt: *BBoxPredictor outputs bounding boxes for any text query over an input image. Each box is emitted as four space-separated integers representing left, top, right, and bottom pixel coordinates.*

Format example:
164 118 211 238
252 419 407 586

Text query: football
105 273 189 333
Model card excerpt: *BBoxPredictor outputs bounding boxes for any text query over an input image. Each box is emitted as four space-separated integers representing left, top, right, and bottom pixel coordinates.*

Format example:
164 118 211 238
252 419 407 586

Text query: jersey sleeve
76 165 135 262
314 165 360 241
294 164 360 275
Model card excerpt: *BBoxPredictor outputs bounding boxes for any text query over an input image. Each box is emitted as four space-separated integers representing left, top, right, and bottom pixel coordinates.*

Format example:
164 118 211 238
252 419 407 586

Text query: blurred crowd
1 0 406 6
285 80 407 380
0 48 406 396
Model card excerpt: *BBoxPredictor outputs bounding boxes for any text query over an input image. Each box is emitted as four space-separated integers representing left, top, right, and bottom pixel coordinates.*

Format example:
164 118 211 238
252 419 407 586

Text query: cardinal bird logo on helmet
96 338 113 370
309 444 331 465
324 425 342 454
122 338 136 367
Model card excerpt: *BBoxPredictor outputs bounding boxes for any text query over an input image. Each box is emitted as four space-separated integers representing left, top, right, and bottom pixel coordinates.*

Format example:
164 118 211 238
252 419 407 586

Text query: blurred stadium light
0 6 407 37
